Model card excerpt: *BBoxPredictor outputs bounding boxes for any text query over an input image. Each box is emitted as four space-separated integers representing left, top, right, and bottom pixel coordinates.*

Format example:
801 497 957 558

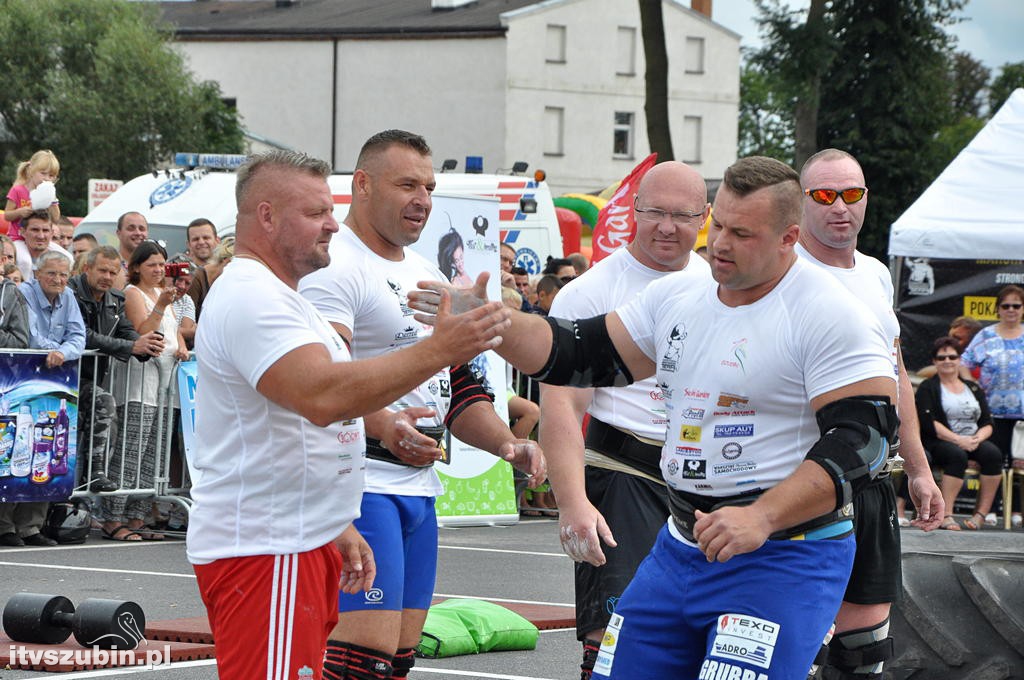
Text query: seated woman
915 336 1003 530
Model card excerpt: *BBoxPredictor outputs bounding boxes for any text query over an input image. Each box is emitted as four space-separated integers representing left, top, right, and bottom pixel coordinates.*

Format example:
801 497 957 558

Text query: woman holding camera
101 241 189 541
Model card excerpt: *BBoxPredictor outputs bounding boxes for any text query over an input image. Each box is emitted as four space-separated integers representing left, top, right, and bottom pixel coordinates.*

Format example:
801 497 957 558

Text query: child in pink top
5 150 61 241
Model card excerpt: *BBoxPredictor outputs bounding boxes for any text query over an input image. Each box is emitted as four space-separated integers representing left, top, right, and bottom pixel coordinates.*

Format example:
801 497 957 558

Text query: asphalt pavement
0 516 1020 679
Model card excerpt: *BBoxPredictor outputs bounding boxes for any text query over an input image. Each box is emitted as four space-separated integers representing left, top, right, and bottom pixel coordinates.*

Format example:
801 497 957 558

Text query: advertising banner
409 194 518 525
0 351 78 502
895 257 1024 369
590 153 658 264
176 360 199 482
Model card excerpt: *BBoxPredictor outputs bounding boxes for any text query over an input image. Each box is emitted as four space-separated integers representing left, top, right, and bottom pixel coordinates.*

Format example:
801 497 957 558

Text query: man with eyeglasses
14 212 73 284
539 160 711 680
797 148 943 680
0 251 86 547
409 156 898 678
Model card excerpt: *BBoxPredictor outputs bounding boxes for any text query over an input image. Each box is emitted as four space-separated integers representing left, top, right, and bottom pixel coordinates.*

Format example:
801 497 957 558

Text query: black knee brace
822 619 893 679
391 647 416 679
323 641 393 680
580 639 601 680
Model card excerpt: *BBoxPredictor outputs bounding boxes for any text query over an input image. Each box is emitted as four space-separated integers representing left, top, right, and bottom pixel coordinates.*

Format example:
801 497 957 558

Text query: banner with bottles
0 351 78 502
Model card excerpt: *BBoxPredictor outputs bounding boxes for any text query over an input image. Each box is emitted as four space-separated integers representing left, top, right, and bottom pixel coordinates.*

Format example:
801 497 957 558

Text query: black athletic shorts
575 466 669 640
844 478 902 604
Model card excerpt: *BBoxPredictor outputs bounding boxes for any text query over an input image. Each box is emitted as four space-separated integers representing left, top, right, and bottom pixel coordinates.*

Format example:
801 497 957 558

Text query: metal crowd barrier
72 350 193 531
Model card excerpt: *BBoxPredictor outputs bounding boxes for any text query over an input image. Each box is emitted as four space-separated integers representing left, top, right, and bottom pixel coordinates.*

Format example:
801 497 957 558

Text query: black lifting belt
366 425 446 468
667 488 853 543
584 417 662 479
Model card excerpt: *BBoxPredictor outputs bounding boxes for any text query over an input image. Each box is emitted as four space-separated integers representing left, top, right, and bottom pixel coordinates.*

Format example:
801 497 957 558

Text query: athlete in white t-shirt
299 131 545 680
539 161 712 679
188 150 514 680
410 157 899 679
797 149 943 679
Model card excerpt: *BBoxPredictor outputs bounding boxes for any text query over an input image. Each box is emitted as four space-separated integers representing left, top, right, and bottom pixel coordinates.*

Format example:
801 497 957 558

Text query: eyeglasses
1000 303 1023 310
934 354 959 362
39 270 69 280
633 198 703 228
804 187 868 206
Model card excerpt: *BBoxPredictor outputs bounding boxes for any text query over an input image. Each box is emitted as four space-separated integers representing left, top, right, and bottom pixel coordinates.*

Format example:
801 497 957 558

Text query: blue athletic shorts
337 493 437 613
593 522 855 679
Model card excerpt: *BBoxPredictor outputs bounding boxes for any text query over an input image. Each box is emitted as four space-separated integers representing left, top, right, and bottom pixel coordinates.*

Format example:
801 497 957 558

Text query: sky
710 0 1024 71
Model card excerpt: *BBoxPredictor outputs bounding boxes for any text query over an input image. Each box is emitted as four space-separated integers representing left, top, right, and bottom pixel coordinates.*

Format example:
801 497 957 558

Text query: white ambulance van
76 153 564 271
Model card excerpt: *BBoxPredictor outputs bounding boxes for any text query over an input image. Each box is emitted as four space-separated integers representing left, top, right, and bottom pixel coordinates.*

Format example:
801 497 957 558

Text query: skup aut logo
364 587 384 603
714 424 754 438
149 176 192 207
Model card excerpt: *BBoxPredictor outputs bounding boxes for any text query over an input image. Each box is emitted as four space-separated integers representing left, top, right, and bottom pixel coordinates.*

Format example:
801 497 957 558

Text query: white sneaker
897 517 910 527
1013 513 1023 529
984 512 998 527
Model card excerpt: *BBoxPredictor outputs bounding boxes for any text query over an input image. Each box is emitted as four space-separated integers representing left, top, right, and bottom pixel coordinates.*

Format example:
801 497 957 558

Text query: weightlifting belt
366 425 446 468
668 488 854 543
584 417 662 479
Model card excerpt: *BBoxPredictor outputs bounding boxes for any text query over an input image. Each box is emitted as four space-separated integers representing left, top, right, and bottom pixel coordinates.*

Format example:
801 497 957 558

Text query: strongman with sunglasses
797 148 944 679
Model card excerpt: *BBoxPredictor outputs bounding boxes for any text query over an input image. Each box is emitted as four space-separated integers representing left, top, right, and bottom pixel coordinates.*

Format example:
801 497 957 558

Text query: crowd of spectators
0 154 216 543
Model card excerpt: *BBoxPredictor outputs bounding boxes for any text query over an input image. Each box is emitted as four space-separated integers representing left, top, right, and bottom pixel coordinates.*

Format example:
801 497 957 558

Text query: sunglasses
1000 303 1023 310
934 354 959 361
559 275 576 284
804 187 867 205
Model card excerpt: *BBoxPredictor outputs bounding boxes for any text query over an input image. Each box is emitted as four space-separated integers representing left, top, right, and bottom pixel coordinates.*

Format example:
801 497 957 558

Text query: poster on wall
895 258 1024 369
0 351 78 502
409 194 518 525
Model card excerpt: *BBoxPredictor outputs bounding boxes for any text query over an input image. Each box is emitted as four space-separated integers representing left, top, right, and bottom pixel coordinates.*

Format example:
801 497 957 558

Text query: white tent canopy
888 88 1024 259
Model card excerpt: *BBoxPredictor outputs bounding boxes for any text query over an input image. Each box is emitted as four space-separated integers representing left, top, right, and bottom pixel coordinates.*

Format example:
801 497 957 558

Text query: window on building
613 112 634 159
616 26 637 76
682 116 702 163
546 24 567 63
544 107 565 156
685 37 705 74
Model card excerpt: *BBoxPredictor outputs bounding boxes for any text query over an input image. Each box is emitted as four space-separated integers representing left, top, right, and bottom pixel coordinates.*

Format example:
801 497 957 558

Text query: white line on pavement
438 545 567 558
0 561 196 578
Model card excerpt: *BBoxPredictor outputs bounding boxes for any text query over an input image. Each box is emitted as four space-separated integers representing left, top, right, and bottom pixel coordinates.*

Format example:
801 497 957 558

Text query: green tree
639 0 673 160
989 61 1024 114
949 52 990 118
738 61 794 163
817 0 963 258
0 0 243 216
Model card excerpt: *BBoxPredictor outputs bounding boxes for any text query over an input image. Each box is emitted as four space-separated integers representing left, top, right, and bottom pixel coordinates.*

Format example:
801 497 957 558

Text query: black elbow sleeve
804 396 899 510
529 315 634 388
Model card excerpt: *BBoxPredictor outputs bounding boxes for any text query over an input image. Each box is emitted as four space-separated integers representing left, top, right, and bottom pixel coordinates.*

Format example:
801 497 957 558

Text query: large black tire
888 552 1024 679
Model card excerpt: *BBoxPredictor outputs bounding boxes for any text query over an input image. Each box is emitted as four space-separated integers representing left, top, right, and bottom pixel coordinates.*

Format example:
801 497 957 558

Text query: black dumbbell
3 593 146 649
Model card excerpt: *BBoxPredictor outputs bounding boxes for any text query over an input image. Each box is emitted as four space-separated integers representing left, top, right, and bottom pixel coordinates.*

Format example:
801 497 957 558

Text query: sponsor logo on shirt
681 459 706 479
393 326 419 345
674 446 701 458
682 407 705 420
721 442 742 460
680 425 701 442
694 483 713 490
714 424 754 438
684 388 711 400
661 324 687 372
713 461 757 476
386 278 415 316
716 392 749 408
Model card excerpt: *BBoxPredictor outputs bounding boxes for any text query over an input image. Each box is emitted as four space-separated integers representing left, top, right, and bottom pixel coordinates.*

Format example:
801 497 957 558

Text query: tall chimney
691 0 712 18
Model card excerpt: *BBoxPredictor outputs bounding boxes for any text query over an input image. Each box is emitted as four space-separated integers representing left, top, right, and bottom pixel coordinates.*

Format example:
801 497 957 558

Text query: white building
159 0 739 194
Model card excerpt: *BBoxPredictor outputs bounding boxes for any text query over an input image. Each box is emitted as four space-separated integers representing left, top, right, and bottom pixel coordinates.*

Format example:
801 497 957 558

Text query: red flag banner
590 153 658 263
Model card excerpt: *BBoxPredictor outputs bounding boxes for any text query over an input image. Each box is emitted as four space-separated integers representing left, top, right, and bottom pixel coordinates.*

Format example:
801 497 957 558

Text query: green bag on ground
417 598 540 658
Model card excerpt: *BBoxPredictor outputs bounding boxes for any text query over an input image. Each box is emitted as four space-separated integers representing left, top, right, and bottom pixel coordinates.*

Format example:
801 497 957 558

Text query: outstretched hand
409 272 491 326
423 281 510 366
497 439 546 488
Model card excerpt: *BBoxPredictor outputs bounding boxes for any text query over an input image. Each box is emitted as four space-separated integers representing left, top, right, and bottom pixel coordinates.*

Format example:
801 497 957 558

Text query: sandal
101 524 143 542
962 512 985 530
127 520 164 541
939 515 961 531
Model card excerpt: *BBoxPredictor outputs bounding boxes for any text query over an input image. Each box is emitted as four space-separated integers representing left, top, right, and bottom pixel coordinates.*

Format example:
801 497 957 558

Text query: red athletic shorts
194 543 343 680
